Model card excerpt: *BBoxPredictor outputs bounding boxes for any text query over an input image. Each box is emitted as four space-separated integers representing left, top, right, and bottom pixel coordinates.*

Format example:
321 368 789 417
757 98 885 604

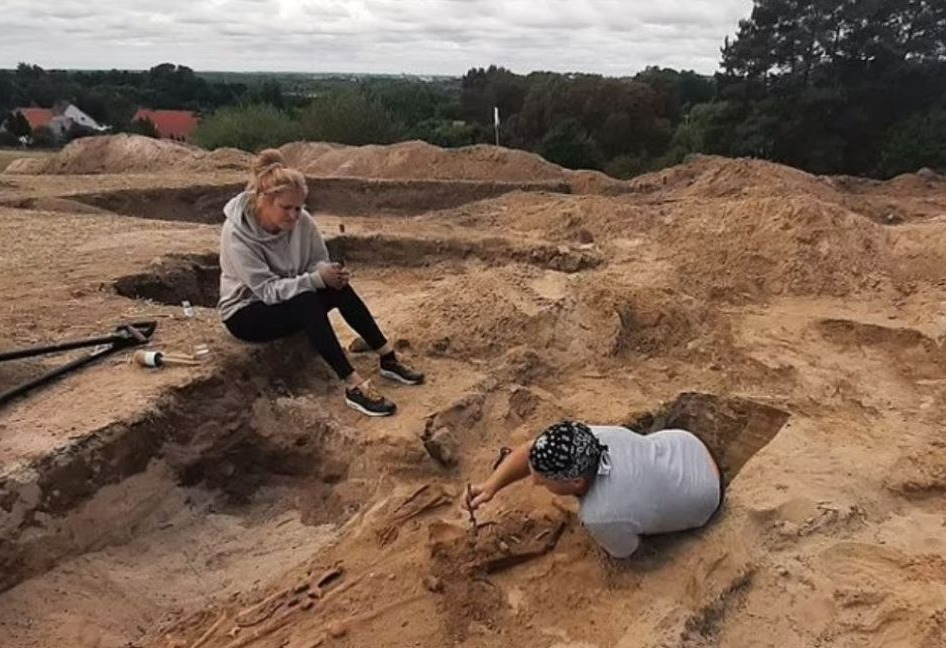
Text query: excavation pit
0 355 362 647
66 177 571 223
112 236 602 309
627 391 791 484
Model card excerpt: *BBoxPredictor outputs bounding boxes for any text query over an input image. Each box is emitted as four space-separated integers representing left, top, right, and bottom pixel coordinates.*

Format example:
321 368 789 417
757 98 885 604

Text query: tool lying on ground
0 321 157 407
132 349 202 368
493 446 512 470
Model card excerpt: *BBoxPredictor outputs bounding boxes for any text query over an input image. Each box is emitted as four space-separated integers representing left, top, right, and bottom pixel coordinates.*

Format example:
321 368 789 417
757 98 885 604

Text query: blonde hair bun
253 149 287 175
248 148 307 198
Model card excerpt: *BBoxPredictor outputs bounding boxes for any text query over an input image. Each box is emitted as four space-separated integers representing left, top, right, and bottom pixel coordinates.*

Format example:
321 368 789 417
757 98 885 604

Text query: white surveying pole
493 106 501 146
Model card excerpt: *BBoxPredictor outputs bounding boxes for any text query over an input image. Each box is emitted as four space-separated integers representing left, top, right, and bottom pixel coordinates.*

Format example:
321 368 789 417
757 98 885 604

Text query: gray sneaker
380 357 425 385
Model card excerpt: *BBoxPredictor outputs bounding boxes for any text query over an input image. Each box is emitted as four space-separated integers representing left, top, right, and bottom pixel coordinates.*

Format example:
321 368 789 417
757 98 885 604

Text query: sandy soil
1 142 945 648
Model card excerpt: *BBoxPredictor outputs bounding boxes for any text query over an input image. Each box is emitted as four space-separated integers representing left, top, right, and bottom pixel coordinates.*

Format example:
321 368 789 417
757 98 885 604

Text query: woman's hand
464 481 497 511
318 263 351 289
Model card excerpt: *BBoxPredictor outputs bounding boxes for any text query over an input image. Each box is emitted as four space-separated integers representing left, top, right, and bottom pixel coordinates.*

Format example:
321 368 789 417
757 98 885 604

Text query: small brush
465 483 479 542
337 223 346 267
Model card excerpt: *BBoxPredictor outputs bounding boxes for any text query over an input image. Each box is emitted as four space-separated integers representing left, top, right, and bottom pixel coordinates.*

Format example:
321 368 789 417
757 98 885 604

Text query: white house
10 102 110 140
61 104 109 133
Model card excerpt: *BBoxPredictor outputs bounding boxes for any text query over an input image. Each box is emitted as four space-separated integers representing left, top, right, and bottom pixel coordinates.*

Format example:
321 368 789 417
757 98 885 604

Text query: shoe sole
345 397 396 417
380 368 425 385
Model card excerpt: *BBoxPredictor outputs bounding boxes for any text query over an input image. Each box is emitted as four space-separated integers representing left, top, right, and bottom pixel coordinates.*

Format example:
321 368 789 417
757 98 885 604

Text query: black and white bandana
529 421 609 481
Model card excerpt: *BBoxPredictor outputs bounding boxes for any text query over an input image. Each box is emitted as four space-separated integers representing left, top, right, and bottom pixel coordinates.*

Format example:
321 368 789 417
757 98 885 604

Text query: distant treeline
2 0 944 178
191 66 716 180
0 63 253 129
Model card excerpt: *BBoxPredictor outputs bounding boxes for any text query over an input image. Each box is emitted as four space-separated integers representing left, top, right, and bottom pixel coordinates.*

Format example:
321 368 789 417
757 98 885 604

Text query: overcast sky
1 0 753 76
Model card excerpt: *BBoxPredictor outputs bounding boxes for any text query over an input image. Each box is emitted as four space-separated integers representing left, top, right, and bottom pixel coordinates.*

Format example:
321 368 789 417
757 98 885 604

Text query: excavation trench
47 177 571 223
113 239 601 308
627 391 791 484
0 344 366 646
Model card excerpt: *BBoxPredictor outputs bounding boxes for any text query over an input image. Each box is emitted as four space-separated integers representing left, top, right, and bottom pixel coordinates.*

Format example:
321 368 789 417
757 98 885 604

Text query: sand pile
566 168 634 194
438 192 655 243
3 157 47 174
664 196 892 300
6 134 632 193
281 139 638 194
878 169 945 195
200 147 254 171
282 140 568 183
4 135 253 175
409 268 568 358
628 155 946 225
403 264 722 365
438 178 892 302
630 154 849 203
278 141 346 169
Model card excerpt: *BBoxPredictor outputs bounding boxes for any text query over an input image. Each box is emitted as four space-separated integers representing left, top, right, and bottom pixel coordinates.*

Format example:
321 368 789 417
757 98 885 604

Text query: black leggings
224 287 387 380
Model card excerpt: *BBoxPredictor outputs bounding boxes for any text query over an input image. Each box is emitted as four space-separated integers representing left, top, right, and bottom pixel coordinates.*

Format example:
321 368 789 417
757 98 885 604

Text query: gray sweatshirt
218 191 332 321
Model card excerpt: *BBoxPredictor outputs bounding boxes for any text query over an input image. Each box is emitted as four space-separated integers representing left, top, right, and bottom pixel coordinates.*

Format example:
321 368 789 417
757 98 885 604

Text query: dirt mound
14 135 254 175
628 155 946 225
2 157 47 174
662 195 892 300
408 267 622 361
880 169 946 195
816 318 946 379
201 147 253 171
436 188 892 302
32 134 204 174
436 191 655 243
565 169 634 195
278 141 347 169
630 154 847 202
283 140 565 183
283 139 636 194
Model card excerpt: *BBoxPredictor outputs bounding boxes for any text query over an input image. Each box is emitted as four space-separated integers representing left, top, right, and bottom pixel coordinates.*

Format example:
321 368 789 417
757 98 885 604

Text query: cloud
0 0 753 74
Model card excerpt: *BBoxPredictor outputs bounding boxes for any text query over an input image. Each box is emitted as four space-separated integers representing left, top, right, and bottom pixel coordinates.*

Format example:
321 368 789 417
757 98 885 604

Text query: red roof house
16 108 54 130
133 109 200 141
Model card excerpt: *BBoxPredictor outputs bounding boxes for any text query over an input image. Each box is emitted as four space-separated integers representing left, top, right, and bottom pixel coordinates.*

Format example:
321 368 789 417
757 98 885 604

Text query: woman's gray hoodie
218 191 332 321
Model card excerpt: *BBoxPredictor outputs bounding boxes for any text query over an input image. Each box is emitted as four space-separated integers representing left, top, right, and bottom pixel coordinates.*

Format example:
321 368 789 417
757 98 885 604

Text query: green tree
880 109 946 177
538 118 602 170
409 118 490 147
298 88 400 145
662 101 735 164
247 79 286 109
719 0 946 175
372 80 441 128
195 104 300 151
31 126 57 148
4 111 32 138
460 66 528 125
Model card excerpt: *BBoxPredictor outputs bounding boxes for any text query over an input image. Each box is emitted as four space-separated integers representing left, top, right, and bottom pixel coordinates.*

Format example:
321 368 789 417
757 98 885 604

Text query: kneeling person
466 421 723 557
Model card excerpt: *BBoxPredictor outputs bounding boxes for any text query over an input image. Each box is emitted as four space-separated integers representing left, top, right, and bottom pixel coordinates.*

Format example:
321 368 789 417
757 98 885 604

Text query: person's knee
290 291 330 321
336 284 361 303
291 291 320 307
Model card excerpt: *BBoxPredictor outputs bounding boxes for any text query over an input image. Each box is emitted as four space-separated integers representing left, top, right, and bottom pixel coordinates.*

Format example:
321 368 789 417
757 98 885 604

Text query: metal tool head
114 321 158 346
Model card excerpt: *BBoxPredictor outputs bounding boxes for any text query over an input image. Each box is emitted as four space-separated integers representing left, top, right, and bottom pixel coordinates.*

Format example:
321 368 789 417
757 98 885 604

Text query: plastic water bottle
180 300 210 360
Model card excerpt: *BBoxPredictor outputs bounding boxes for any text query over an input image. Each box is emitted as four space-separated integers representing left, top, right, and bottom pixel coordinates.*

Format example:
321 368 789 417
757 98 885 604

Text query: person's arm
302 214 351 288
584 520 640 558
224 233 320 303
466 440 533 510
